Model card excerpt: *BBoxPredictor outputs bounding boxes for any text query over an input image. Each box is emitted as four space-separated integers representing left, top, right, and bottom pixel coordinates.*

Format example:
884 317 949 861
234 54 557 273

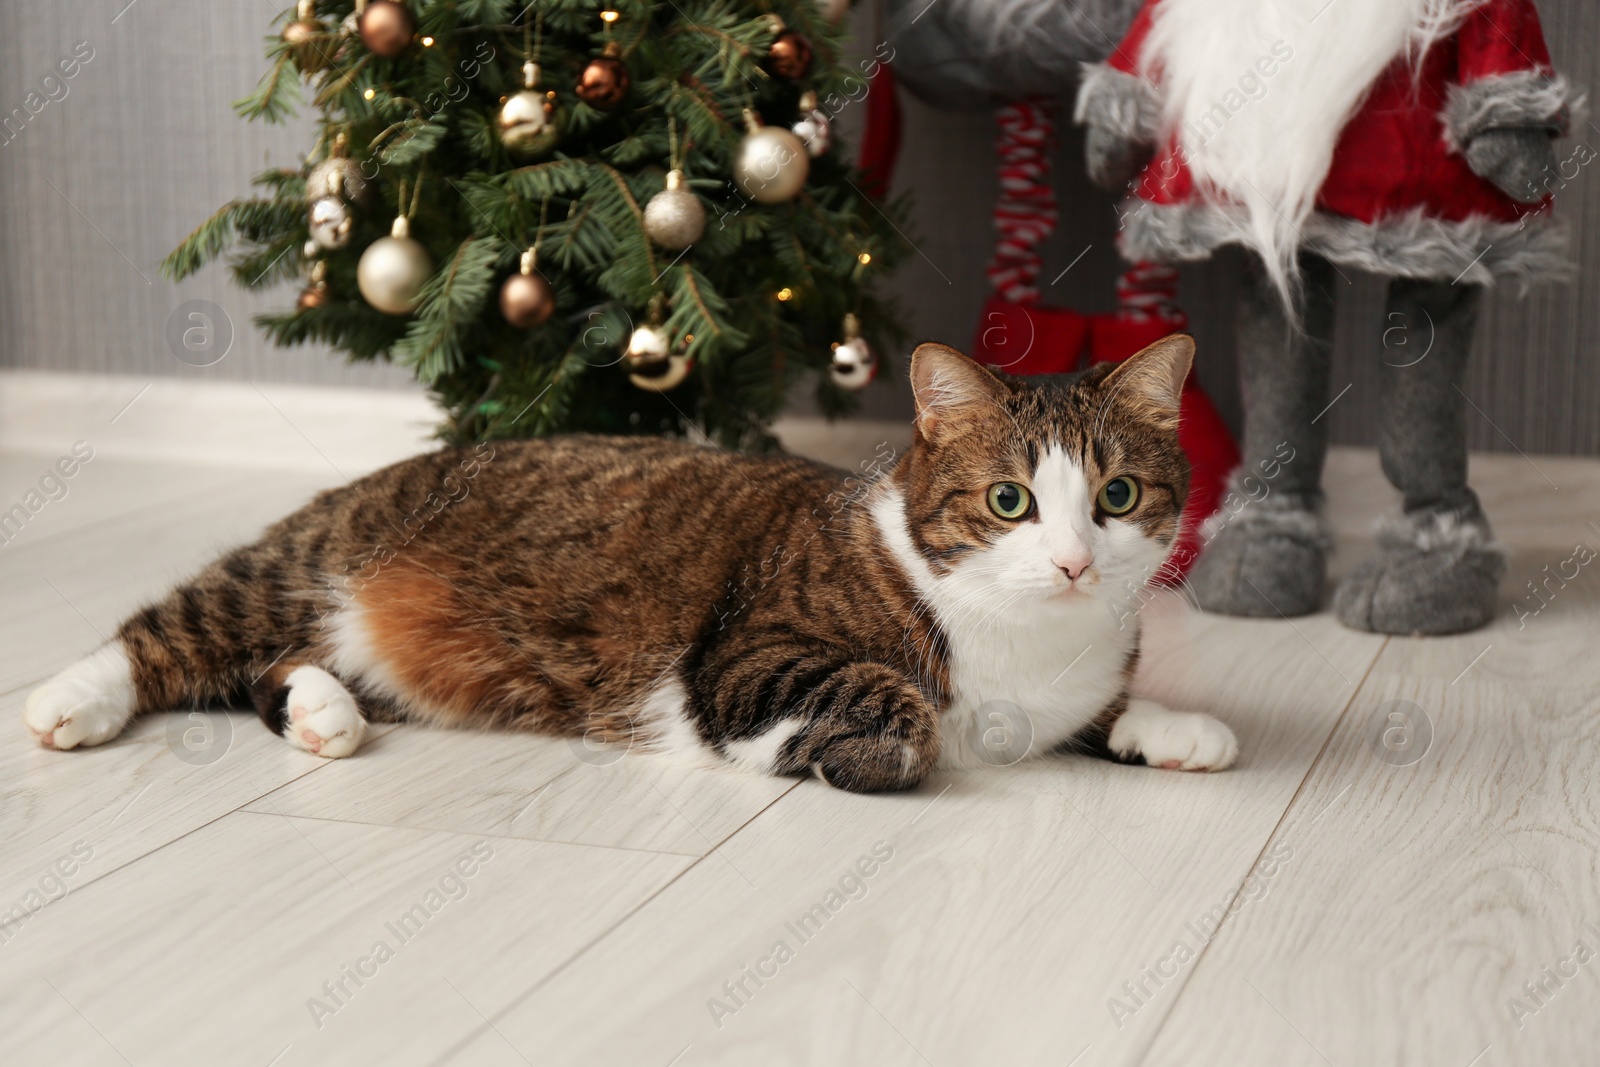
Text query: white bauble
308 196 353 250
733 125 809 204
307 157 368 202
623 324 671 369
357 217 432 315
829 337 877 391
791 110 831 158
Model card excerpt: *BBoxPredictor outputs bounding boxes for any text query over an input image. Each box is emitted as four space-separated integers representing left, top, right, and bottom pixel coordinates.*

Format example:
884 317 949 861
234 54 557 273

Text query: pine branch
392 236 500 382
233 51 299 123
173 0 914 448
161 199 296 280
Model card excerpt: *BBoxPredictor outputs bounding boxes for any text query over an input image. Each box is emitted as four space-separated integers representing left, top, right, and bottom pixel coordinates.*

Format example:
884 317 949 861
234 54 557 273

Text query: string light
776 287 793 301
600 9 620 22
684 333 695 343
363 88 377 100
421 35 435 46
857 252 872 265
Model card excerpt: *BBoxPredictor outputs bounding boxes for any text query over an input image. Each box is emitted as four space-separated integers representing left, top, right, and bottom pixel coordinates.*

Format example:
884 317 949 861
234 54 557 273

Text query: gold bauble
498 91 559 158
629 352 693 391
497 61 560 158
357 217 432 315
733 121 809 204
622 324 671 373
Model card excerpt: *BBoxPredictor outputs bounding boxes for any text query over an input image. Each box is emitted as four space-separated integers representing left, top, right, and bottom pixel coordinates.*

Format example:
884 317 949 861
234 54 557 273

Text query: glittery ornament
642 170 706 250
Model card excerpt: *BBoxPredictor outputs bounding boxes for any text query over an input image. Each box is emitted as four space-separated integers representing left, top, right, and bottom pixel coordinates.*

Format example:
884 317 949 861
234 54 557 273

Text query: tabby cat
24 336 1236 791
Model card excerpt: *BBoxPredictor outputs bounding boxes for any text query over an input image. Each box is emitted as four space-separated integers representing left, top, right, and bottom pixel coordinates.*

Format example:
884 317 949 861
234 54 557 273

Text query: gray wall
2 2 1597 454
0 0 412 389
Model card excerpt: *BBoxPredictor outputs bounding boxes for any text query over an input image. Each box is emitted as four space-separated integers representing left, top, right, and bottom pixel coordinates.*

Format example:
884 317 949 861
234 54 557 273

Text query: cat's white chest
935 603 1137 767
869 486 1142 768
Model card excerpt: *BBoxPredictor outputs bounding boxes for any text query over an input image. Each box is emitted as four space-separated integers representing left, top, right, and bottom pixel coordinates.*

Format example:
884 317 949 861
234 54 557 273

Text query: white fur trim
1074 63 1160 144
1119 200 1572 285
1137 0 1487 301
1374 510 1505 558
1199 496 1332 549
1443 71 1583 153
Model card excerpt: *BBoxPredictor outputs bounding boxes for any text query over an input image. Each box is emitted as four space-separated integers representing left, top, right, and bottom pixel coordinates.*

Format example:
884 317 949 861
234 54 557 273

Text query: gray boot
1190 254 1337 618
1333 278 1506 635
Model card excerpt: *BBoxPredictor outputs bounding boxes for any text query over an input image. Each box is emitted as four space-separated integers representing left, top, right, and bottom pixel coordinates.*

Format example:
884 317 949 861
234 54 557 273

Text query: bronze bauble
296 283 329 311
766 31 814 81
358 1 414 58
499 272 556 328
575 54 630 110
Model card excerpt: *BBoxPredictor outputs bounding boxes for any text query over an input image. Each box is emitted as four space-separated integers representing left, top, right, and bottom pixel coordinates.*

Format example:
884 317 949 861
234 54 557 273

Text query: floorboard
1 406 1594 1066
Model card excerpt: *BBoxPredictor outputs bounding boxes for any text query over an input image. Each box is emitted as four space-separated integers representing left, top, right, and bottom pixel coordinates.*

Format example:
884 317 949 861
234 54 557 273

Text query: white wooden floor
2 374 1598 1067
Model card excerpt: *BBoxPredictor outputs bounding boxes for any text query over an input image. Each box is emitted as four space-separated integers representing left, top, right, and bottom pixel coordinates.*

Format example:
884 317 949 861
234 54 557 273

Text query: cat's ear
909 343 1008 443
1102 334 1193 429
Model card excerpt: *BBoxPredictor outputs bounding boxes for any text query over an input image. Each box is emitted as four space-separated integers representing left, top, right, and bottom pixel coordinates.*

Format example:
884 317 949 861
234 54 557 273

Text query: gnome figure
1077 0 1580 634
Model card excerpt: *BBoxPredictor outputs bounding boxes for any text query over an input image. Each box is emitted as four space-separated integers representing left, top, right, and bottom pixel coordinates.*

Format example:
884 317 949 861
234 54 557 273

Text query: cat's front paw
1108 699 1238 772
282 666 368 759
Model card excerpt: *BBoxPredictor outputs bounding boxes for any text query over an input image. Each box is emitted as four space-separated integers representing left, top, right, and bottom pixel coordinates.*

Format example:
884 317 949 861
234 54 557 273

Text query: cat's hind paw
1108 699 1238 772
283 666 368 759
24 645 138 751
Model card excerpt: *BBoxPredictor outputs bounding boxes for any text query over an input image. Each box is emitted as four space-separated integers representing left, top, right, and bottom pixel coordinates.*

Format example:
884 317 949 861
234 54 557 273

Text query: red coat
1083 0 1576 283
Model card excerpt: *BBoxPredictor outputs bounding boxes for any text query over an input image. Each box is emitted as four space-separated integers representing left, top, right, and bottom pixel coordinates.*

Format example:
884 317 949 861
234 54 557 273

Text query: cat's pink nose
1055 555 1093 581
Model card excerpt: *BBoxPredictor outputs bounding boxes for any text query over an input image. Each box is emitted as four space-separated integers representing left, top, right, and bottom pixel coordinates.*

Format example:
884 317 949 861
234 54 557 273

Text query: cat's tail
22 542 316 751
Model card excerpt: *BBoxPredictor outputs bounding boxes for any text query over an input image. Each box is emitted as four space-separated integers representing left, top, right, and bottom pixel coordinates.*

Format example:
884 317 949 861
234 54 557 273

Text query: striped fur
25 337 1240 790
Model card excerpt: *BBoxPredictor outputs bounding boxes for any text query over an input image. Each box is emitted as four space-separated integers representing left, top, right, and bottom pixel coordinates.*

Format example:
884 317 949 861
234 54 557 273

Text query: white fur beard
1142 0 1485 296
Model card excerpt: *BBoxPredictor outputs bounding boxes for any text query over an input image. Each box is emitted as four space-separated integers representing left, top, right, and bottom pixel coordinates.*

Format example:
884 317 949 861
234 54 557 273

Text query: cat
22 336 1236 791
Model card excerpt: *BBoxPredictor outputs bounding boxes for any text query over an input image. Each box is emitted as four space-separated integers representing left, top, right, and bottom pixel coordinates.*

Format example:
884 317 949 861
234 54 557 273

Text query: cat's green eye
986 482 1033 520
1098 476 1140 516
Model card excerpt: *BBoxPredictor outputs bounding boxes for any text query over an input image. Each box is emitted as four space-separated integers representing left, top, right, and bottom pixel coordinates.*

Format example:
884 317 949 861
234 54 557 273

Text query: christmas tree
163 0 908 449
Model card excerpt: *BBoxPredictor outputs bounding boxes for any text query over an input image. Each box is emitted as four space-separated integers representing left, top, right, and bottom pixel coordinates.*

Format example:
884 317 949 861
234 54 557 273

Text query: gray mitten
1084 124 1152 191
1465 127 1558 203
